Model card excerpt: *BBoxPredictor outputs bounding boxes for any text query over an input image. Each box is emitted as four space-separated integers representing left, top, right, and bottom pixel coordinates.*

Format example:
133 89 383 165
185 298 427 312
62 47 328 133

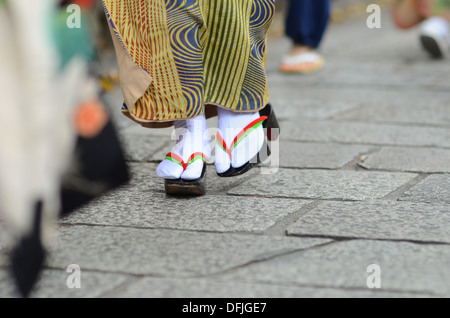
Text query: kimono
103 0 275 128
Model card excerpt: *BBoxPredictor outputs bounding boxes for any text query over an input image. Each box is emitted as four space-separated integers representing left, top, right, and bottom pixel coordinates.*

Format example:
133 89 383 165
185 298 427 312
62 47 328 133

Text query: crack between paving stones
42 240 345 281
17 236 449 297
96 276 143 298
37 263 440 297
286 234 450 246
103 271 440 297
227 193 389 202
263 201 323 236
381 173 430 200
60 222 450 248
340 147 382 171
226 173 430 202
58 222 247 236
42 264 171 280
326 104 370 121
56 222 274 236
269 166 362 171
356 166 450 175
277 139 450 150
228 280 440 297
218 170 261 194
203 240 346 279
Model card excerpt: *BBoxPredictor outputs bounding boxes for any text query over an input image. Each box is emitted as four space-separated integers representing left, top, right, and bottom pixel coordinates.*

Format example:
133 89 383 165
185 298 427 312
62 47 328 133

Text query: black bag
60 100 130 215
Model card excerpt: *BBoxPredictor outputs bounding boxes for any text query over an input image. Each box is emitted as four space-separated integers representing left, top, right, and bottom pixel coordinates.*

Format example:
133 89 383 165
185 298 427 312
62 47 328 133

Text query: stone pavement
1 6 450 298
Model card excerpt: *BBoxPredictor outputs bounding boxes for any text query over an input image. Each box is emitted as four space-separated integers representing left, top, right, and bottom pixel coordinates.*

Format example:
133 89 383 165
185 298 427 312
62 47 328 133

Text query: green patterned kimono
103 0 275 127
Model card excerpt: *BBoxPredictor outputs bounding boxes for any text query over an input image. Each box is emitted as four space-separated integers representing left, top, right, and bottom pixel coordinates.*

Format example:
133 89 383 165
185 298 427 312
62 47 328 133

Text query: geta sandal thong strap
165 152 206 171
216 116 267 160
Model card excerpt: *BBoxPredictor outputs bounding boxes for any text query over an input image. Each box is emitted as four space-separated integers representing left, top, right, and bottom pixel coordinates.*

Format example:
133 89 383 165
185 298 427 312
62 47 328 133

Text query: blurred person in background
280 0 331 73
0 0 128 297
393 0 450 58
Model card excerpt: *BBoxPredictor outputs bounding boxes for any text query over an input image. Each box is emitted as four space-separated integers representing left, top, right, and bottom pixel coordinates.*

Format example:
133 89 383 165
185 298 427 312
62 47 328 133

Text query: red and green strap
165 152 206 171
216 116 267 159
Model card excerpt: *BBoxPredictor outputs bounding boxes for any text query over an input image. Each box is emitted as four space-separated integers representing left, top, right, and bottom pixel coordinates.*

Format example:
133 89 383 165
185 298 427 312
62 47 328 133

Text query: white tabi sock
215 107 264 174
157 114 210 180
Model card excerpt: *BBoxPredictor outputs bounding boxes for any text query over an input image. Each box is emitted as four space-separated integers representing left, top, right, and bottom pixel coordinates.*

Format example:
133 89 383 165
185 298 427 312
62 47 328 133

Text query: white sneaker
419 16 450 58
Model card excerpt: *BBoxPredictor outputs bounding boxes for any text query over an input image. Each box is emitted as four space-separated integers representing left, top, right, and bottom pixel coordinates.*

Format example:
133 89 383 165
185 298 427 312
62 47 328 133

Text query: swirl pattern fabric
103 0 275 124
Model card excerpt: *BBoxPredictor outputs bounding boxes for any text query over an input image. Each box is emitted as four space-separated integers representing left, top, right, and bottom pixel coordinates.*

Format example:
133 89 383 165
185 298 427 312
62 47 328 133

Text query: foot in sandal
280 45 324 73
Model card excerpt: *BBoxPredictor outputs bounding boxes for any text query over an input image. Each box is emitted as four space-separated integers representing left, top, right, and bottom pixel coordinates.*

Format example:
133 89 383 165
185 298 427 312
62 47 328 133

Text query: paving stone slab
228 169 417 201
216 240 450 296
267 85 450 113
286 200 450 243
318 60 437 89
279 141 372 169
118 133 168 162
120 162 162 192
120 124 173 137
63 191 310 234
399 175 450 204
0 268 132 298
359 147 450 173
107 162 261 195
1 266 430 298
267 85 450 129
102 276 433 298
205 165 263 195
334 103 450 127
280 120 450 148
267 95 360 121
46 226 330 278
